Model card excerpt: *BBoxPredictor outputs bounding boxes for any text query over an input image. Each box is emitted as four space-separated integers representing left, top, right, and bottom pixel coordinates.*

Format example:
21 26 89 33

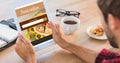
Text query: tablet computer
14 0 53 46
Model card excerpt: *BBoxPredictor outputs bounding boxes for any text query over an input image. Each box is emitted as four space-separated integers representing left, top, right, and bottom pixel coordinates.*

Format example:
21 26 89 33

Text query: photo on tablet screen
14 0 52 46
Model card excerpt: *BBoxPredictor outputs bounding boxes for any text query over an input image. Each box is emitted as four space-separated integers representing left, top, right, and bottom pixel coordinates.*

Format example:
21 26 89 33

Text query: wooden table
0 0 112 63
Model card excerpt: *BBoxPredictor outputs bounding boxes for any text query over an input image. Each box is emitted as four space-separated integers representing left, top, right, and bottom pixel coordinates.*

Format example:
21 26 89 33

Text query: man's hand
15 34 37 63
50 22 70 49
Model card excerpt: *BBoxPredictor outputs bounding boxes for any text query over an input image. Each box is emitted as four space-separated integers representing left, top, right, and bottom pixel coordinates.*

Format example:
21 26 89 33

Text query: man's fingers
15 35 25 52
55 24 59 33
56 24 61 35
50 22 59 32
57 24 64 35
49 22 56 34
18 33 33 48
50 21 64 36
16 34 23 47
19 33 30 44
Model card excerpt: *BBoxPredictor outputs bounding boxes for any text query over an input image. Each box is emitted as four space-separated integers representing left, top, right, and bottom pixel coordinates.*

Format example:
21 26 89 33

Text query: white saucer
86 25 107 40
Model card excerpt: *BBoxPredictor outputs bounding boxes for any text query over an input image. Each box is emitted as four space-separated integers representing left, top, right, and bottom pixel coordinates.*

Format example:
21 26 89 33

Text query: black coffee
64 21 77 24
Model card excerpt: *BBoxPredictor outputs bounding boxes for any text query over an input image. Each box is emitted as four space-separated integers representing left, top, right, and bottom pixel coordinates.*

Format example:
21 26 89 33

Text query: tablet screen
15 0 52 46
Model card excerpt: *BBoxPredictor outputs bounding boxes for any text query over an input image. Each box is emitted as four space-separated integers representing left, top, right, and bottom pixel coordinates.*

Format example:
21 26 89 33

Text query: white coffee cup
61 16 80 35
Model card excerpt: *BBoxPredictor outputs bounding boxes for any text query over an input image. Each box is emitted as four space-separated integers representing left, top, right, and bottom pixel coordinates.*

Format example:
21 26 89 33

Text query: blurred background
0 0 21 20
0 0 96 21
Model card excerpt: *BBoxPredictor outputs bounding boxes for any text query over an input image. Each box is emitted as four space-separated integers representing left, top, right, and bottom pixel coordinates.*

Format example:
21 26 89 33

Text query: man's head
97 0 120 48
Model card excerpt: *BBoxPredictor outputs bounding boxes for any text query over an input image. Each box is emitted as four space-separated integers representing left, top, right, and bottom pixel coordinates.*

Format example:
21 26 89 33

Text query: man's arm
64 42 100 63
50 22 101 63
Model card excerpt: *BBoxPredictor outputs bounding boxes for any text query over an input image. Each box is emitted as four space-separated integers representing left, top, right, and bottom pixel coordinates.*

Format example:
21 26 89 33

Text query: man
15 0 120 63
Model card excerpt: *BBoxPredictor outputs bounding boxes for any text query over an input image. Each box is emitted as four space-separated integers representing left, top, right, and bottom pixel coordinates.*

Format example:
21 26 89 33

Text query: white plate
86 25 107 40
